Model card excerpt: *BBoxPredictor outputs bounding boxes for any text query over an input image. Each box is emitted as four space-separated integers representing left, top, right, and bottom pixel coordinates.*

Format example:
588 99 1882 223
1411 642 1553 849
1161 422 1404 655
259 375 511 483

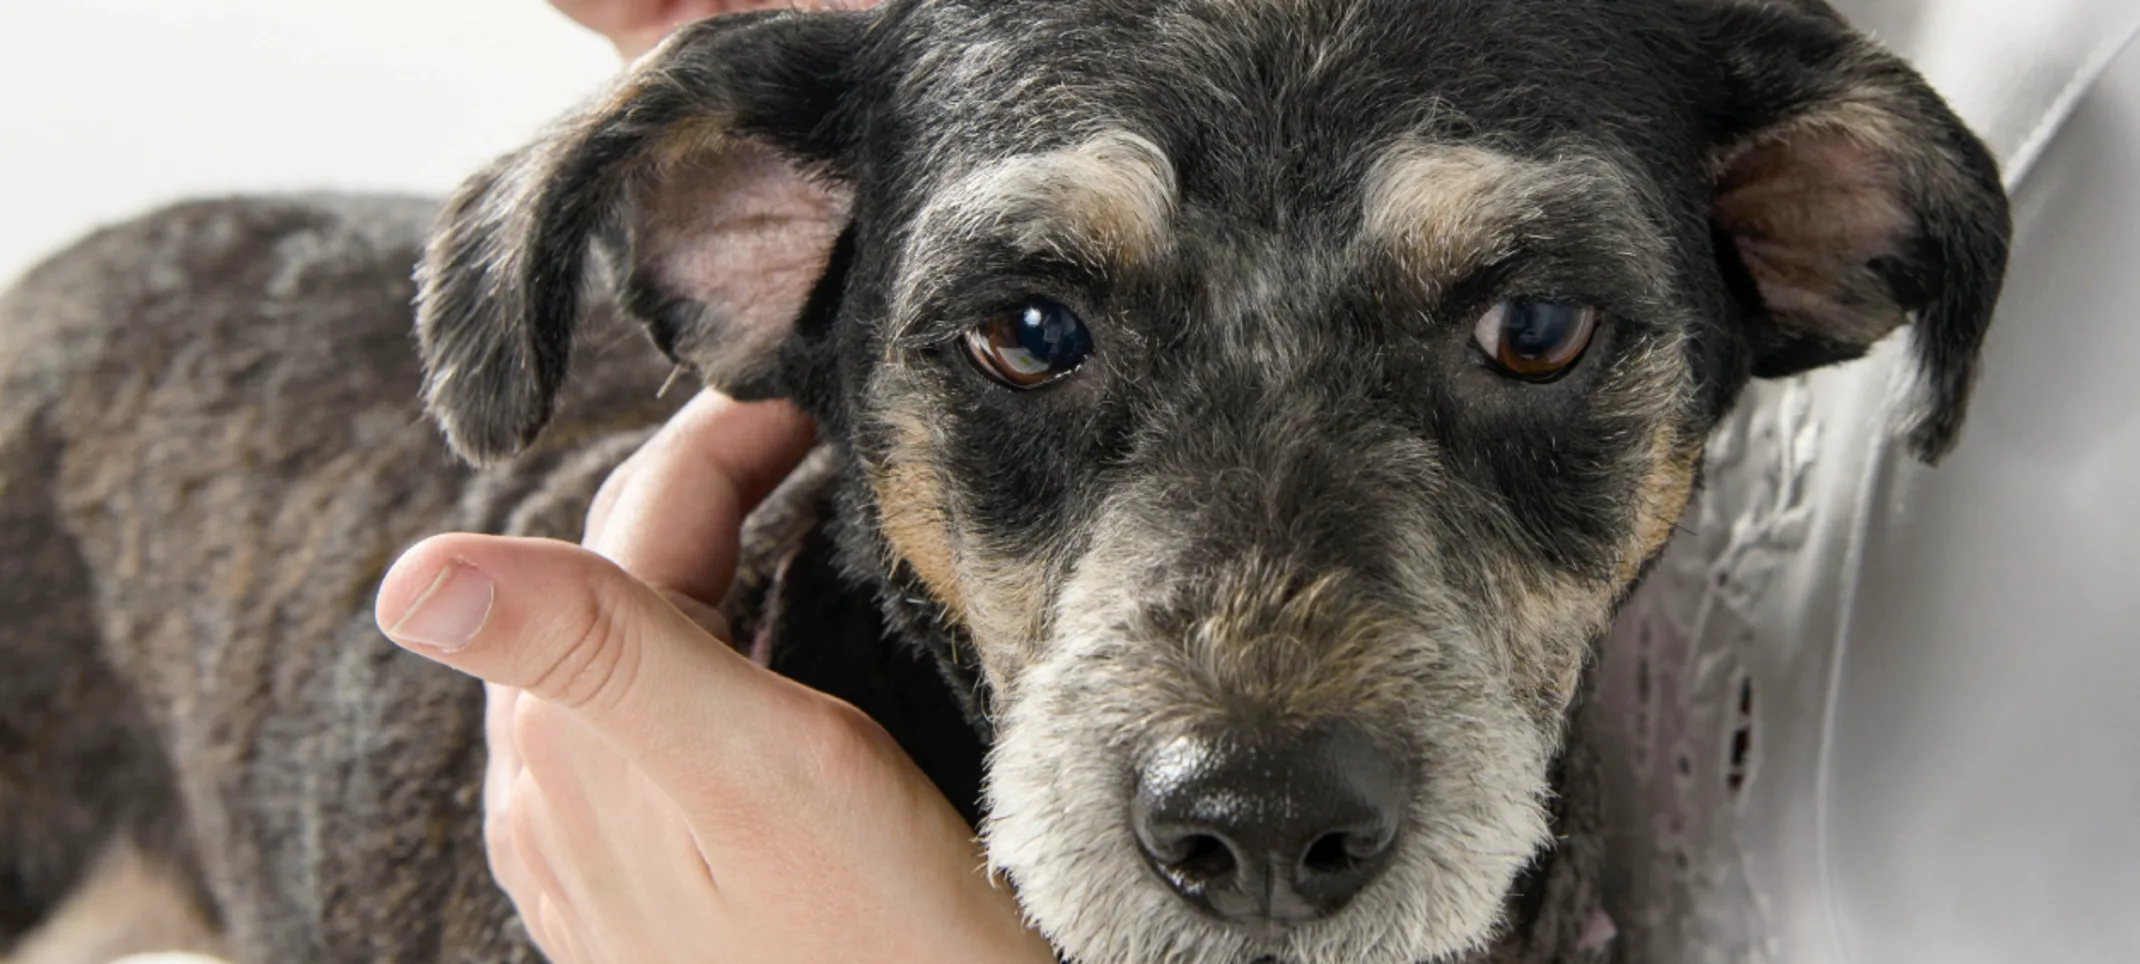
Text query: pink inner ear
1712 127 1913 343
635 141 850 379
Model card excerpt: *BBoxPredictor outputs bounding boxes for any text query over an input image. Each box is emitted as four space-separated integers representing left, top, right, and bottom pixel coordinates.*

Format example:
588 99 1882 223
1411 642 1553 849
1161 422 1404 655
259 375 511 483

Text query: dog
0 0 2007 962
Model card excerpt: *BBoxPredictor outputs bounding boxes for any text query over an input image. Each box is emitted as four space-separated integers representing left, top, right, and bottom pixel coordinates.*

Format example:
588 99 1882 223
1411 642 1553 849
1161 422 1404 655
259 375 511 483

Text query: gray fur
0 195 684 961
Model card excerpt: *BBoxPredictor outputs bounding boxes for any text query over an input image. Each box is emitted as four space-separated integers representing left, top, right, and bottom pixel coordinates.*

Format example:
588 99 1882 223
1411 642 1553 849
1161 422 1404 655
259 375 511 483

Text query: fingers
483 684 524 823
548 1 885 61
511 752 621 940
483 684 535 895
389 532 1059 963
582 392 815 612
495 689 728 963
531 892 587 964
376 533 803 803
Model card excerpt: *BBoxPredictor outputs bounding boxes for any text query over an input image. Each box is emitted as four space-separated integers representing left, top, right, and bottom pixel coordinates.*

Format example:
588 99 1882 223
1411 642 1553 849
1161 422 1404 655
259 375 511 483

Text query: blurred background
0 0 618 288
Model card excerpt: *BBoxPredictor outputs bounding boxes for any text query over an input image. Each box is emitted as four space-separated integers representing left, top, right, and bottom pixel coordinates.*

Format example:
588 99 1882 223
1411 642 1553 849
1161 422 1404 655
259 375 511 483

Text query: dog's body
0 196 616 963
0 193 1012 963
1 1 2009 962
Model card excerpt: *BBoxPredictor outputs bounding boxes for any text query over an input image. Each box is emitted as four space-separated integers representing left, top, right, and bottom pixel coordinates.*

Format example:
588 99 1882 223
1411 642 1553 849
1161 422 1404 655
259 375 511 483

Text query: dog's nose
1130 722 1406 927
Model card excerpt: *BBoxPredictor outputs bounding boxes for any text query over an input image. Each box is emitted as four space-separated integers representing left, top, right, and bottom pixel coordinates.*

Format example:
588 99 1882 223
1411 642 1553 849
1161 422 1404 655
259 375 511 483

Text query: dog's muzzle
1129 720 1408 932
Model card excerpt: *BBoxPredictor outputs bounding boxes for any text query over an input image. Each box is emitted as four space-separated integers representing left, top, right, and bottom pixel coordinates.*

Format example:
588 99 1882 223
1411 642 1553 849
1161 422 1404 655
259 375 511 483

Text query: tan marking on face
1490 332 1699 709
1361 142 1644 282
1182 563 1416 721
1046 551 1429 739
958 129 1176 264
1363 145 1531 278
1496 566 1616 713
893 131 1176 339
865 406 1053 692
1499 420 1698 710
1620 423 1700 583
868 409 966 618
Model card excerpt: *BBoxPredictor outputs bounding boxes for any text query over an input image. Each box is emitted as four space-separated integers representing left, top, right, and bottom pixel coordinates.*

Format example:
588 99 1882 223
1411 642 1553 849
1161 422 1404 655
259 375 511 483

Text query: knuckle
532 894 573 963
505 785 547 878
795 696 899 776
509 698 569 778
662 591 731 639
525 580 643 716
506 770 544 830
583 448 645 534
483 778 514 837
483 812 521 884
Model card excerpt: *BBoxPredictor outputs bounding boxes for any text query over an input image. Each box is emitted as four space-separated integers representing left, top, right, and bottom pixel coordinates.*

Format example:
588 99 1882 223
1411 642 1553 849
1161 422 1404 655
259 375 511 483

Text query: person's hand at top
550 0 874 60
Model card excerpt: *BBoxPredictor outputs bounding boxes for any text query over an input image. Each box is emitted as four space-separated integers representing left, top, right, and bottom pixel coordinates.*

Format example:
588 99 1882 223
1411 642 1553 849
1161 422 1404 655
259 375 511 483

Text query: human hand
376 393 1051 964
548 0 876 60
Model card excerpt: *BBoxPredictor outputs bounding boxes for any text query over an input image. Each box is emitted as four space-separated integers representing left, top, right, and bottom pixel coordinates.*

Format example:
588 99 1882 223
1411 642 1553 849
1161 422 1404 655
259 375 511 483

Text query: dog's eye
1473 298 1598 380
964 298 1094 389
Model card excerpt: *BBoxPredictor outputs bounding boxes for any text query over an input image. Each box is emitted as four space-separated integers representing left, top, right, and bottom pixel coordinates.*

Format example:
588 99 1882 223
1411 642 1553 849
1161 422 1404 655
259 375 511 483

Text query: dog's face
416 1 2008 961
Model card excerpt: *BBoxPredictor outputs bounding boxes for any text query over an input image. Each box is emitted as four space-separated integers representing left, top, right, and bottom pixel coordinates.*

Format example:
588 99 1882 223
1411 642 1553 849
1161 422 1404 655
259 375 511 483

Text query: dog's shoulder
0 192 683 688
2 195 433 433
0 194 690 959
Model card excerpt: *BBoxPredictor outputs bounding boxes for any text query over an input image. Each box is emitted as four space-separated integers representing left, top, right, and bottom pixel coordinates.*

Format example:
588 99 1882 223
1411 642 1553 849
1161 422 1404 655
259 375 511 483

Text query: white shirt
1592 3 2140 961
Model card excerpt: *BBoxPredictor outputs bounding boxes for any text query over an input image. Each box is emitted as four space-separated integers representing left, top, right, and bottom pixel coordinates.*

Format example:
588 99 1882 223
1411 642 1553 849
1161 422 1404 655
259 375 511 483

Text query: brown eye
1472 298 1599 380
963 298 1094 389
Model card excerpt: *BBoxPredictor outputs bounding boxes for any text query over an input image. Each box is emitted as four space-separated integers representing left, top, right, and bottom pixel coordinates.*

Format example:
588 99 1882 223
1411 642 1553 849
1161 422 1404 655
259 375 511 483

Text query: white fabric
1593 2 2140 962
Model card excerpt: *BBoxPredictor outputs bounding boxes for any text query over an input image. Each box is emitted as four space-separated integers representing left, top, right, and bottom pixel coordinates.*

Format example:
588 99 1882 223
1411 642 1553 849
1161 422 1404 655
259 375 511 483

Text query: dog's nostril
1303 830 1361 874
1131 721 1406 928
1174 833 1237 881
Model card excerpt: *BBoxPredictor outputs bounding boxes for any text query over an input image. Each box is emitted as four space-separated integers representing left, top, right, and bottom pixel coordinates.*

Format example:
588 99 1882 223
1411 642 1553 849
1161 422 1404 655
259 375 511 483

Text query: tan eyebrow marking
890 130 1177 348
933 129 1176 263
1360 141 1657 283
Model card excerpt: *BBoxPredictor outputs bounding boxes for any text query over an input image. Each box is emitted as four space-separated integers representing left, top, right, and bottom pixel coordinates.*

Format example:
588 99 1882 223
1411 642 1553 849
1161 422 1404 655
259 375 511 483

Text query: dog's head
416 1 2008 960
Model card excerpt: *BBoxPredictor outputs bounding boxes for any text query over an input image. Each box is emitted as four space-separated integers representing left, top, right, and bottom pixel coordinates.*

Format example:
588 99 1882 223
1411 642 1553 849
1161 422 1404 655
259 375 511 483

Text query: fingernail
387 559 494 653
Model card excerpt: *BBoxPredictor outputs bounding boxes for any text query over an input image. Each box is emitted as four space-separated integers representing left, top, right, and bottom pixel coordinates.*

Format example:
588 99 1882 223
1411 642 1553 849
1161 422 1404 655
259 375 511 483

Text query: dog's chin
981 648 1556 964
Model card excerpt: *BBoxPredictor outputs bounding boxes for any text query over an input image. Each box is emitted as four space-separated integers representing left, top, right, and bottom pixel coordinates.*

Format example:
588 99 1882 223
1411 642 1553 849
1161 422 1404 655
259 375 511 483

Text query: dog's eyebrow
898 129 1175 298
887 130 1175 348
1360 142 1654 281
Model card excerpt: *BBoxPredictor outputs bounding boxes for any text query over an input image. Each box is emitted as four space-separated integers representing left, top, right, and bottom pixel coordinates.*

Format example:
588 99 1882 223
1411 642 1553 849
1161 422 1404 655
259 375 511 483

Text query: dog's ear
416 10 867 463
1701 1 2011 462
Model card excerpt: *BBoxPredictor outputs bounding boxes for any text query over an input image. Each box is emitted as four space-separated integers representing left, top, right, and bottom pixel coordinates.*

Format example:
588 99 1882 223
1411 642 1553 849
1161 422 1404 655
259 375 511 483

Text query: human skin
376 393 1053 963
548 0 870 59
376 5 1048 959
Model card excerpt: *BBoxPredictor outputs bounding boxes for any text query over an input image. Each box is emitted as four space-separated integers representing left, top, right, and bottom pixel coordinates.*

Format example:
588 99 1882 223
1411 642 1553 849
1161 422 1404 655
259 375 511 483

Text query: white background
0 0 620 288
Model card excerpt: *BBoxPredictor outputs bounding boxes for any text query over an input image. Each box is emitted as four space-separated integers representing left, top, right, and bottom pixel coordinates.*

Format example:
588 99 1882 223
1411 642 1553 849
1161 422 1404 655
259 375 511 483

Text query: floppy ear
1702 1 2011 462
415 9 867 463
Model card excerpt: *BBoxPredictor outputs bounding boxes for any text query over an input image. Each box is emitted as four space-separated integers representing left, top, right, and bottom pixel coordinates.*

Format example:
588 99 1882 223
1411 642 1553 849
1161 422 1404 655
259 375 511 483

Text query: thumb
375 532 800 794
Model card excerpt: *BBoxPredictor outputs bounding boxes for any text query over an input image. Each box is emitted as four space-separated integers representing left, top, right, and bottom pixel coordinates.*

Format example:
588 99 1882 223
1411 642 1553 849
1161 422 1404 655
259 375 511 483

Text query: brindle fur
1 1 2006 962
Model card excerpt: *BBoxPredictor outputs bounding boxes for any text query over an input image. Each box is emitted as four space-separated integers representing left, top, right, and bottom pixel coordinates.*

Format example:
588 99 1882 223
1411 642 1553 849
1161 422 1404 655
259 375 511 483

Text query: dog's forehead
884 0 1691 278
894 0 1688 165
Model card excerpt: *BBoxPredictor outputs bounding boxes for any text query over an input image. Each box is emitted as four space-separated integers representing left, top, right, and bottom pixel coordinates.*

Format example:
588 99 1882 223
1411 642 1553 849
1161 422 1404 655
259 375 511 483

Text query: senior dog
0 1 2007 962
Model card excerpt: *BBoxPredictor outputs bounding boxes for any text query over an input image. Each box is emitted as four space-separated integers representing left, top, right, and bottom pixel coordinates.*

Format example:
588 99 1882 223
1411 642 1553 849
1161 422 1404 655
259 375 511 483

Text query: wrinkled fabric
1592 2 2140 962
